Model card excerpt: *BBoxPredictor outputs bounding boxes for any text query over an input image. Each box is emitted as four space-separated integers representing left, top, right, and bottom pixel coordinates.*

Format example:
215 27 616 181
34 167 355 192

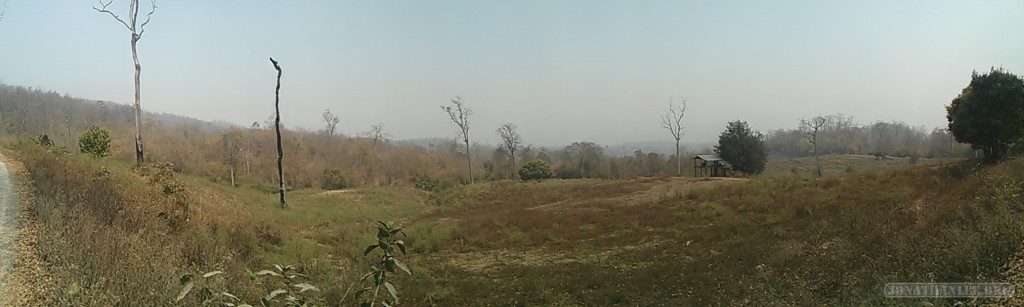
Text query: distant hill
606 141 716 156
393 137 457 149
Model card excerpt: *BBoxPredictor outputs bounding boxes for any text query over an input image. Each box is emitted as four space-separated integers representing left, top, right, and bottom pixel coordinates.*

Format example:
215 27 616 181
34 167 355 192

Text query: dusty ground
0 151 55 305
444 176 742 275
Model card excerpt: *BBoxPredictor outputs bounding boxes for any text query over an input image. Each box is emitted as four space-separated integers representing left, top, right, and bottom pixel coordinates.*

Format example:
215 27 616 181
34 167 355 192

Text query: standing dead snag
442 97 474 184
496 123 522 179
661 97 687 176
322 109 340 137
94 0 156 164
270 57 286 208
800 116 827 178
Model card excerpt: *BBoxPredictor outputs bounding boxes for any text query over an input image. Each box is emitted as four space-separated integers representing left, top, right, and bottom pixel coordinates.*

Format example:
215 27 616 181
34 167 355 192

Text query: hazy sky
1 1 1022 146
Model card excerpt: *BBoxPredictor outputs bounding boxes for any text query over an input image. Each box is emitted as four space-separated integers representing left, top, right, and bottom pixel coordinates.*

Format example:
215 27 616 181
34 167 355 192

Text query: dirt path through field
0 152 53 305
0 153 20 294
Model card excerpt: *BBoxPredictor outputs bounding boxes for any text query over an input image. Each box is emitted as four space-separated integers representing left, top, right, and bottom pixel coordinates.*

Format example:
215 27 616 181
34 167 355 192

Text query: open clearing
13 149 1024 306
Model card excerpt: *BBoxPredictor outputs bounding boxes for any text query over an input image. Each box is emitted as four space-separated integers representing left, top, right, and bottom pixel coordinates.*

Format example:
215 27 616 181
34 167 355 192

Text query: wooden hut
693 154 731 177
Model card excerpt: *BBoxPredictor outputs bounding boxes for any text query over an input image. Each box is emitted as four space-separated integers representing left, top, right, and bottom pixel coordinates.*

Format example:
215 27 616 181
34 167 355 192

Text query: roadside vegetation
10 136 1024 305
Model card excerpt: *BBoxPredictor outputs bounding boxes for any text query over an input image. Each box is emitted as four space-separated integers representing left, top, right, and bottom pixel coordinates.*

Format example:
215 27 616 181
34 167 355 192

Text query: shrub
79 125 112 158
519 160 553 181
321 169 349 190
33 134 54 147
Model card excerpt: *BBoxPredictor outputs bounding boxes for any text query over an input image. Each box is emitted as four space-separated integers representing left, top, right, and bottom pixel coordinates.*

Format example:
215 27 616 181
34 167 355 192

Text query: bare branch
442 97 472 143
93 0 132 31
138 0 157 37
660 97 687 141
441 96 474 183
799 116 826 144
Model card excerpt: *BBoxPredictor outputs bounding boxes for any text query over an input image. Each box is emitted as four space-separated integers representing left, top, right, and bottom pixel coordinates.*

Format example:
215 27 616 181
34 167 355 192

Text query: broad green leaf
293 282 320 292
395 240 407 255
203 270 225 278
389 227 404 235
394 258 412 275
176 281 194 302
360 272 375 281
384 257 396 273
384 281 399 303
255 270 281 277
364 244 379 256
378 227 390 239
221 292 239 301
377 220 389 229
265 289 288 301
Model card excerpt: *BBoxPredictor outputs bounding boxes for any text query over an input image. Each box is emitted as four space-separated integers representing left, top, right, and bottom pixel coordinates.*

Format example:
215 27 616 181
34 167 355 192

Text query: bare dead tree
363 122 390 150
660 97 687 175
800 116 827 178
65 101 73 149
221 130 244 187
270 57 286 208
93 0 156 164
496 123 522 179
322 109 340 137
442 97 474 184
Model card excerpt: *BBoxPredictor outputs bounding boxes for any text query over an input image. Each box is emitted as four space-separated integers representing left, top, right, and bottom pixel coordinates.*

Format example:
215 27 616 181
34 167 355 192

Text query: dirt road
0 154 19 293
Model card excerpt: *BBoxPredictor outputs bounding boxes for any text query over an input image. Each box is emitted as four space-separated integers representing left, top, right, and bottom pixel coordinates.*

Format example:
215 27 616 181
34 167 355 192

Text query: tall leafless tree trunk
65 101 73 149
270 57 286 208
365 122 390 151
322 109 340 137
661 97 687 175
442 97 474 184
801 116 827 178
496 123 522 179
94 0 155 164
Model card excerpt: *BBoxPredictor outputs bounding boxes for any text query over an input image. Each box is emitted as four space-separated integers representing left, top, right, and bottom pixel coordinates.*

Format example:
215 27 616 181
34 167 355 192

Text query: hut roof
694 154 724 161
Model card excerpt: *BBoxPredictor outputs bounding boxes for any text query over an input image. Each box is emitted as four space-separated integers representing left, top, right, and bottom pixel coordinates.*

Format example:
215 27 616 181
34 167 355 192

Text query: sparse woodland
0 84 977 189
0 75 1008 305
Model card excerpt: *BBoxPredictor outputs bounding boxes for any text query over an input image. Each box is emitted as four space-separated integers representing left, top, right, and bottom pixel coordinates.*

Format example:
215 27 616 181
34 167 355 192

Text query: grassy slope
14 144 1024 305
764 154 956 177
408 162 1024 306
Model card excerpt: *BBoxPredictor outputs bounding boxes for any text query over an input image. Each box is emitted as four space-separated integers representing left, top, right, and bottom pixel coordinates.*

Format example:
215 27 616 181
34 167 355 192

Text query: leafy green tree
946 68 1024 163
79 125 112 158
714 120 768 175
518 160 553 181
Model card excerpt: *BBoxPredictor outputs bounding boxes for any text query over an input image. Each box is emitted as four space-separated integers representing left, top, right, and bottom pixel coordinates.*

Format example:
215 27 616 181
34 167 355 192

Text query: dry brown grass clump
0 149 58 306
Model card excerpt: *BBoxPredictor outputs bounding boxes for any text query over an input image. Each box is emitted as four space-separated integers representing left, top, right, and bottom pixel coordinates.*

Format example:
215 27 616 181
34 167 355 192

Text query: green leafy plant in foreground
176 264 320 306
356 221 411 306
